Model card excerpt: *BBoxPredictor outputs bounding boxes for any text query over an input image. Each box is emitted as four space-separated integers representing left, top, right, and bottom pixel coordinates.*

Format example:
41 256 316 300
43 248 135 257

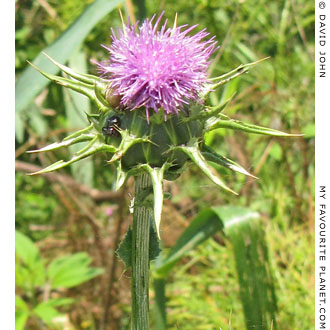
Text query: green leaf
153 206 277 329
27 132 95 153
43 52 105 87
28 136 116 175
116 222 161 268
149 221 162 262
206 58 269 95
15 0 124 115
15 262 33 290
15 310 29 330
116 227 133 268
171 139 237 195
201 144 257 178
48 252 104 288
15 296 30 330
26 61 108 112
15 260 46 290
15 296 29 311
65 49 94 187
206 114 302 137
33 302 62 325
139 164 167 238
15 230 40 267
211 206 259 231
115 160 128 190
212 206 278 330
15 229 46 287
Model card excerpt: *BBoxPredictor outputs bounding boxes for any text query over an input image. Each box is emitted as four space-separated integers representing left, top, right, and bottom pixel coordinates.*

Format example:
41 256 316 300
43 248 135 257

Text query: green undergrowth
152 220 314 330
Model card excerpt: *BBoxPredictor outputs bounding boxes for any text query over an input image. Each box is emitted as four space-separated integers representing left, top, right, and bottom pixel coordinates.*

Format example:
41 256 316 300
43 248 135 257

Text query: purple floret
97 13 217 120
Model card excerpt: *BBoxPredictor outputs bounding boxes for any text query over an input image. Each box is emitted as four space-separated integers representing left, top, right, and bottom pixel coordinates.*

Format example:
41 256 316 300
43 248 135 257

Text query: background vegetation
15 0 314 329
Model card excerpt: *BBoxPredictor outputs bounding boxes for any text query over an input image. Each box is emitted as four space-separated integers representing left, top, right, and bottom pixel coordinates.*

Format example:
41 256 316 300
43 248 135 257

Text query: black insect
102 115 121 137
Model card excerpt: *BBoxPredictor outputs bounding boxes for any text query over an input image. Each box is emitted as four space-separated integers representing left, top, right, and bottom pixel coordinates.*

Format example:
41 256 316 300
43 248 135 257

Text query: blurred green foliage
15 0 314 329
15 173 58 241
15 231 104 329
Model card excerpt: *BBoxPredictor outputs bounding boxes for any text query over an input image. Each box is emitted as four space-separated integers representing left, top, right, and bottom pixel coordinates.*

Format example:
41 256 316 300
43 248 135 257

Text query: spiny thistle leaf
42 52 105 87
205 114 303 137
170 139 237 195
42 53 110 109
116 222 161 268
201 144 257 179
27 133 95 154
28 138 116 175
74 135 99 155
27 61 108 112
205 57 270 96
149 223 162 262
28 60 93 92
64 124 94 140
15 0 125 119
116 227 133 268
114 161 128 191
139 164 168 239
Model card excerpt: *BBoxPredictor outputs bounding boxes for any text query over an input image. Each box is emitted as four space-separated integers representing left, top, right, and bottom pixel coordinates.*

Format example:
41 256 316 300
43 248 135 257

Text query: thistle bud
29 13 298 237
105 85 122 109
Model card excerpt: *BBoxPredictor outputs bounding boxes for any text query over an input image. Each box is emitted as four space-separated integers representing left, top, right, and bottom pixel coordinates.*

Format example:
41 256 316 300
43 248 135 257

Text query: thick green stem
131 174 152 330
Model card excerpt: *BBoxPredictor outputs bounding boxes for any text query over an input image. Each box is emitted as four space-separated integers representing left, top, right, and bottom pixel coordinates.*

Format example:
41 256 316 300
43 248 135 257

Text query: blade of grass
153 205 277 330
214 206 278 330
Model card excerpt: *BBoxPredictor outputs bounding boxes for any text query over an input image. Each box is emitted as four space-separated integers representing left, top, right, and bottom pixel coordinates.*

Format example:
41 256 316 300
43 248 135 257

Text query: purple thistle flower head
97 13 217 120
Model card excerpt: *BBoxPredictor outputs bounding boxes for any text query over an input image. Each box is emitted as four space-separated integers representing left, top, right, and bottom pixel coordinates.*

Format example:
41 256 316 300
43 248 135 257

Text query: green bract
29 55 300 237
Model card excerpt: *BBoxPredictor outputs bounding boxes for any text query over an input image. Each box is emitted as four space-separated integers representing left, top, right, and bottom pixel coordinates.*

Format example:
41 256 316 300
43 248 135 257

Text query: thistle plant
28 13 299 330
